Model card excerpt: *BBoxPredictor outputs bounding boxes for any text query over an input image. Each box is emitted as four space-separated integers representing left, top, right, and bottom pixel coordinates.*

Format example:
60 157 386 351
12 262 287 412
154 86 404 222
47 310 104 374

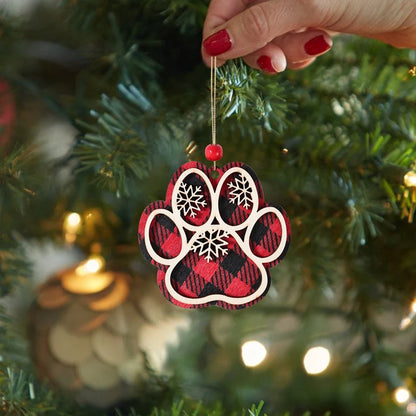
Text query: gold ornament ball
29 264 190 408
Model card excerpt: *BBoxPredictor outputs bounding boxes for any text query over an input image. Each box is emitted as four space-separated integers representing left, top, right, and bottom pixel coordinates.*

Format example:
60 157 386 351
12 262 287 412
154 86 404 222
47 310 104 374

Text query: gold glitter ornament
29 262 190 408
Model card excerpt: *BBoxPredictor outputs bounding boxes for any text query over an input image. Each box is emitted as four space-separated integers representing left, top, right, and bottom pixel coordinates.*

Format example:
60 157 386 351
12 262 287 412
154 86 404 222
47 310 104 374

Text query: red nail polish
203 29 232 56
257 55 277 73
304 35 331 55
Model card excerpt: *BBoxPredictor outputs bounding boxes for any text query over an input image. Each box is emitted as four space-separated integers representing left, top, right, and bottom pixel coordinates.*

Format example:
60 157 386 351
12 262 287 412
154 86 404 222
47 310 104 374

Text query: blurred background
2 1 416 415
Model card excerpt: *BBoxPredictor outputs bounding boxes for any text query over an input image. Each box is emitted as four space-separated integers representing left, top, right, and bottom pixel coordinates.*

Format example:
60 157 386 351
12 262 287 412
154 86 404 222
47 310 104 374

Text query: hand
201 0 416 72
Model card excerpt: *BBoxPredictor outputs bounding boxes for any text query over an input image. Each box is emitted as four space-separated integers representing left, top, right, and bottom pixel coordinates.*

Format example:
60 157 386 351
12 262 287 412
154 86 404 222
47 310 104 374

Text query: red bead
205 144 223 162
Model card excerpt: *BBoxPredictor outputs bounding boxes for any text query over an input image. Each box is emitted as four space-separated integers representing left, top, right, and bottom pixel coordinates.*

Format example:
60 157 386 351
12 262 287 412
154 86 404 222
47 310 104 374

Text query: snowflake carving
228 174 253 209
177 182 207 218
191 229 229 262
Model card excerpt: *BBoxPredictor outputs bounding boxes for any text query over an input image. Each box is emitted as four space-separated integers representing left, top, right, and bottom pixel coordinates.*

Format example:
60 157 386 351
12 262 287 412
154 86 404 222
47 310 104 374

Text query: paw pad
138 161 290 310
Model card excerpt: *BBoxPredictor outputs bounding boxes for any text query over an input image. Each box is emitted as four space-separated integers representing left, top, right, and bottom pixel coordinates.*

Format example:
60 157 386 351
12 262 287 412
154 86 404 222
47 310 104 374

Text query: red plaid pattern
138 161 290 310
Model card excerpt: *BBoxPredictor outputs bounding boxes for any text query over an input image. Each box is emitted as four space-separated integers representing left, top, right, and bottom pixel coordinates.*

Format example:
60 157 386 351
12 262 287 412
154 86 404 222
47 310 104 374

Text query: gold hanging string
210 56 217 169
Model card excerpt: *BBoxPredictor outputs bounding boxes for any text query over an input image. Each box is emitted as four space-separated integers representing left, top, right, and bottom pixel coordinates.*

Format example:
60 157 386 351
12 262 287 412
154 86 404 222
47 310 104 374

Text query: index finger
203 0 249 38
203 0 252 66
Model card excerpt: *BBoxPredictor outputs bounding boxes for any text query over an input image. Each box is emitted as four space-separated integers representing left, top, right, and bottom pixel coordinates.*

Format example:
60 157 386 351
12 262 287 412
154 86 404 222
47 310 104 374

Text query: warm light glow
64 233 77 244
62 255 112 295
407 402 416 414
75 255 105 276
410 299 416 313
400 316 412 331
62 270 114 295
84 258 102 273
67 212 81 227
241 340 267 367
303 346 331 375
63 212 82 233
394 387 411 405
404 171 416 187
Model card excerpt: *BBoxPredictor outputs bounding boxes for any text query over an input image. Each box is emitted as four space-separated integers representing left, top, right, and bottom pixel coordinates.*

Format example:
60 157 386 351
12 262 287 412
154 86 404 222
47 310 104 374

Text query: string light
62 254 113 295
400 317 413 331
399 297 416 330
404 171 416 188
241 340 267 368
75 254 105 276
303 346 331 375
63 212 82 243
64 212 81 231
394 387 411 405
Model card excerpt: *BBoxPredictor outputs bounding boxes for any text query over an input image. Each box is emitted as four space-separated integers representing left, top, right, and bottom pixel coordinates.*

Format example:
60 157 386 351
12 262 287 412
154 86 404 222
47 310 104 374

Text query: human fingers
202 0 248 67
203 0 247 36
201 0 323 65
241 30 331 73
242 43 287 74
273 30 332 69
287 58 316 71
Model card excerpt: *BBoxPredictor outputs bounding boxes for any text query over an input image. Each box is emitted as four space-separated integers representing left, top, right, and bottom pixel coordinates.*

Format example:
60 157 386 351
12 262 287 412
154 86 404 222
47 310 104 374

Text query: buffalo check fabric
138 161 290 310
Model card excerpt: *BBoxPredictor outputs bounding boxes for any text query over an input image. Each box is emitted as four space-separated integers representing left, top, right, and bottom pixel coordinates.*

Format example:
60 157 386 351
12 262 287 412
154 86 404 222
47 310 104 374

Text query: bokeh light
241 340 267 368
394 387 411 405
303 346 331 375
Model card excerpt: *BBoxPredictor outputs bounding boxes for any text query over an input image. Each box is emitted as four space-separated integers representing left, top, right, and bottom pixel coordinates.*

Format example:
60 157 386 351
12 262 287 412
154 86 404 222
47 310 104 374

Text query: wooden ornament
82 274 130 312
48 360 82 391
92 326 126 366
61 302 108 334
104 304 130 335
61 269 114 295
37 281 71 309
138 161 290 310
76 356 120 390
117 355 147 384
30 268 190 409
48 324 93 365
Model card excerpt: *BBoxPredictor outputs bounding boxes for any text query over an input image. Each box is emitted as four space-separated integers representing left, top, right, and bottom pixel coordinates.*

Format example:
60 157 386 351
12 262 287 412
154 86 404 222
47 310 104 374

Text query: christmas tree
2 1 416 415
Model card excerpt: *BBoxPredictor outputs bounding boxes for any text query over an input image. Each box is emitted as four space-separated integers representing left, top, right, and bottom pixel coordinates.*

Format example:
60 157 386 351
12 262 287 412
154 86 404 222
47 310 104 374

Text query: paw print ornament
138 161 290 310
137 57 290 310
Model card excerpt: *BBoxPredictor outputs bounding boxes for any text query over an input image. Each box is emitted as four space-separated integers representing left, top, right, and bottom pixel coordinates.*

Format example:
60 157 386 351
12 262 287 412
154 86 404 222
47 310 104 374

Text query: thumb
202 0 324 64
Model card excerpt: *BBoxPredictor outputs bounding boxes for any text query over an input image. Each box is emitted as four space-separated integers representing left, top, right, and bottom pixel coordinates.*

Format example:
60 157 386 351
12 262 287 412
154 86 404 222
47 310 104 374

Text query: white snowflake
177 182 207 218
191 229 229 262
228 174 253 209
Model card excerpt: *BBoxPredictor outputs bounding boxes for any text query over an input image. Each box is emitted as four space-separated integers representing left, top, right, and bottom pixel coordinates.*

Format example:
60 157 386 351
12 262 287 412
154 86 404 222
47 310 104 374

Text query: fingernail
304 35 331 55
257 55 277 73
203 29 232 56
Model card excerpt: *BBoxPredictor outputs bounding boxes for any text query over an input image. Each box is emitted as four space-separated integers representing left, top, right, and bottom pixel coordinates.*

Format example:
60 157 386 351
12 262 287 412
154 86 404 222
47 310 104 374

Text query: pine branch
63 0 147 34
0 313 29 376
142 0 209 34
0 364 97 416
0 15 27 75
73 83 190 196
217 60 290 142
104 13 161 83
0 240 31 297
343 185 389 251
278 88 416 250
0 366 55 416
0 146 38 224
293 36 416 101
115 400 328 416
